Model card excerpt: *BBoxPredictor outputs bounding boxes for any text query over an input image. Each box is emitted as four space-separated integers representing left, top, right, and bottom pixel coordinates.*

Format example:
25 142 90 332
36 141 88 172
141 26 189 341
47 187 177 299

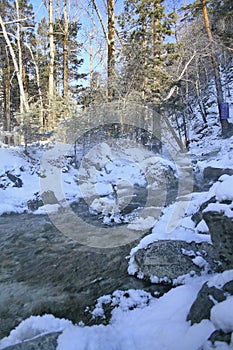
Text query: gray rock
203 167 233 184
208 330 232 345
223 280 233 294
203 210 233 269
134 240 219 282
191 196 216 226
1 332 61 350
41 191 58 205
27 198 44 211
6 172 23 188
186 282 226 325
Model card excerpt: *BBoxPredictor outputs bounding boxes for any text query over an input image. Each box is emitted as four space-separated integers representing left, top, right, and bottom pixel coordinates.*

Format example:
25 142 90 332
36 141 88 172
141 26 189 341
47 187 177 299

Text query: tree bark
91 0 109 44
25 42 44 128
63 0 69 98
107 0 115 99
16 0 24 116
48 0 55 128
0 14 29 114
3 55 11 135
201 0 226 131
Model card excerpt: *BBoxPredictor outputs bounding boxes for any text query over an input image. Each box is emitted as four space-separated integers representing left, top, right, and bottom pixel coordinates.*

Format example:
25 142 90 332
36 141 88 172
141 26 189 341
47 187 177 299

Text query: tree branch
163 51 196 101
91 0 110 46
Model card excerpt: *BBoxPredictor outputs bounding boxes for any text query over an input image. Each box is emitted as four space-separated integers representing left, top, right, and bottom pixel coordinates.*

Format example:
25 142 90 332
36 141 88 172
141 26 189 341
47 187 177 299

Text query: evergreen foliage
118 0 179 103
0 0 232 145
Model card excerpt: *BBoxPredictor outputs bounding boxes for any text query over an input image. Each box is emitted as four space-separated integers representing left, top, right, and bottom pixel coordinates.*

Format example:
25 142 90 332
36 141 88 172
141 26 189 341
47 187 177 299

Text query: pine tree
53 18 85 99
118 0 178 103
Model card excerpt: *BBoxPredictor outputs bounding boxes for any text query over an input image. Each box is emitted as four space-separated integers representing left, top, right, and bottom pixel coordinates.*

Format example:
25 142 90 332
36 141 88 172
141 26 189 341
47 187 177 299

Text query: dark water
0 212 170 338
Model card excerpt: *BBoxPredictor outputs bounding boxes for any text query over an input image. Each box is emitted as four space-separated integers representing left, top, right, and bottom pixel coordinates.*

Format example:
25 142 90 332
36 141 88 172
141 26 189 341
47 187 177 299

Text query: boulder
186 282 226 325
187 277 233 349
27 191 58 211
133 240 219 283
41 191 59 205
191 196 216 226
208 330 232 345
6 172 23 188
27 198 44 211
203 167 233 184
203 210 233 269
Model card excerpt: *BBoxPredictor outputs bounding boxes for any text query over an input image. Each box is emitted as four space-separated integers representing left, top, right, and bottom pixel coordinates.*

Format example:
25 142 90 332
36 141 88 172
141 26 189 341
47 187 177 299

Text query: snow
207 270 233 289
1 136 233 349
214 175 233 202
0 277 219 350
0 146 40 215
56 280 214 350
0 315 72 349
211 297 233 333
1 83 233 349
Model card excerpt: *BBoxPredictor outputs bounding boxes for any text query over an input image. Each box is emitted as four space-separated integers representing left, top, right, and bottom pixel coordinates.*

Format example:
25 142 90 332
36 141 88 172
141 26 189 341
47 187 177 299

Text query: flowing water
0 210 170 338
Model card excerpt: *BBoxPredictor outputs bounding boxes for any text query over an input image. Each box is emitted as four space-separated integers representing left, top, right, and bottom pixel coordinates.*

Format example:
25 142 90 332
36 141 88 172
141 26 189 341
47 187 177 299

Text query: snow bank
211 297 233 333
0 315 71 349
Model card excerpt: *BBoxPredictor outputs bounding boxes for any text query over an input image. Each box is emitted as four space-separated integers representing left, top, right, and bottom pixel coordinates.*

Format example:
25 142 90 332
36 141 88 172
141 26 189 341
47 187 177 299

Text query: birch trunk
16 0 24 117
0 14 29 114
3 62 11 134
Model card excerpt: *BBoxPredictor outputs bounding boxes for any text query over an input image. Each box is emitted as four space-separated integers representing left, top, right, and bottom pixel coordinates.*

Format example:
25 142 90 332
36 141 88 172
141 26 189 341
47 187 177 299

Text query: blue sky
29 0 194 87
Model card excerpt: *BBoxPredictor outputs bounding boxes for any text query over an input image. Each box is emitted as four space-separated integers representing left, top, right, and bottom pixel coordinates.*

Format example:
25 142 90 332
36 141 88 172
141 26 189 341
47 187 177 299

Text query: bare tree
0 14 29 115
91 0 115 99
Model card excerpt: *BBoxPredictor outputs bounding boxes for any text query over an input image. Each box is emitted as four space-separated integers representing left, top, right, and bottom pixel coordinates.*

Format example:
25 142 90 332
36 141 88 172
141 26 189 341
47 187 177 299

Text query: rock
208 330 232 345
203 210 233 269
186 282 226 325
6 172 23 188
27 191 55 211
191 188 233 270
41 191 58 205
223 280 233 294
191 196 216 226
1 332 61 350
133 240 219 283
203 167 233 184
27 198 44 211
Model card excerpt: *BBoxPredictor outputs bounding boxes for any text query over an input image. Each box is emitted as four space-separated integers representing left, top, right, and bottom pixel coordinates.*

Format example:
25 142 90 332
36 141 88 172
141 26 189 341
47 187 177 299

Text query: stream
0 210 171 338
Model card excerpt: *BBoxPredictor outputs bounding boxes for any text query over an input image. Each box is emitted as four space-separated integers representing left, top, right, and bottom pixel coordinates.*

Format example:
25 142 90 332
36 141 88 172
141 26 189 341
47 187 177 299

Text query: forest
0 0 232 146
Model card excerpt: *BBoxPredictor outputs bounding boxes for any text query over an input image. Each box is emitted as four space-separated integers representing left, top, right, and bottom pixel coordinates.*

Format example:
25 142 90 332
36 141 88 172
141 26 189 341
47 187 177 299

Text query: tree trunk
201 0 227 132
3 61 11 138
26 42 44 129
141 17 147 101
107 0 115 99
63 0 69 99
2 46 11 140
48 0 55 129
0 14 29 115
16 0 24 117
